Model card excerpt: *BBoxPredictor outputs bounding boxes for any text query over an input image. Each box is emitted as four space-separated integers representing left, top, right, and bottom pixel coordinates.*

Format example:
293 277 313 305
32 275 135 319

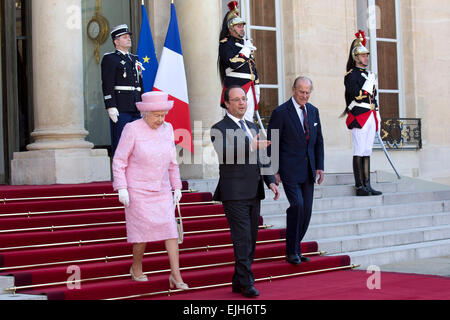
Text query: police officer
101 24 144 156
219 1 260 123
342 31 382 196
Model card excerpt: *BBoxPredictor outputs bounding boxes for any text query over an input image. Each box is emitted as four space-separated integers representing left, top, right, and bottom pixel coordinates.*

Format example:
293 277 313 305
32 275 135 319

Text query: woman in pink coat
113 91 188 290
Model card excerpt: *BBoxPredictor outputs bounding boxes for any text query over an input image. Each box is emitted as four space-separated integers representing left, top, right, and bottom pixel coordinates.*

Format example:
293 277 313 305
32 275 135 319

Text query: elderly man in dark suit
268 76 325 265
211 85 280 298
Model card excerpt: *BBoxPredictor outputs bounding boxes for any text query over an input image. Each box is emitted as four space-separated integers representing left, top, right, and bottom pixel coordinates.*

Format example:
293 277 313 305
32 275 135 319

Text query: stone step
261 191 450 226
262 199 450 228
317 225 450 255
304 212 450 240
0 276 14 295
0 293 47 300
261 181 399 201
338 238 450 269
186 173 374 195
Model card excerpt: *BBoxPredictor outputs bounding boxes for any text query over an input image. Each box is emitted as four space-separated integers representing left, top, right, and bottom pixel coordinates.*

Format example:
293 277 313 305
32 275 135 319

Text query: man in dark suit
211 85 280 297
268 76 325 265
101 24 144 156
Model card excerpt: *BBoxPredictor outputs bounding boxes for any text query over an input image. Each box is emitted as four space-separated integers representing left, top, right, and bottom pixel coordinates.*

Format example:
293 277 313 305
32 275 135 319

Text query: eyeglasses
294 88 311 95
229 97 248 103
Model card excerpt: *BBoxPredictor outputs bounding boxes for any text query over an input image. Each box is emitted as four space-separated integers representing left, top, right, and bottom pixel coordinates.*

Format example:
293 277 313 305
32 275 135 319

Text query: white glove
107 108 120 123
244 39 257 52
118 189 130 208
173 189 182 204
239 46 252 59
361 72 377 95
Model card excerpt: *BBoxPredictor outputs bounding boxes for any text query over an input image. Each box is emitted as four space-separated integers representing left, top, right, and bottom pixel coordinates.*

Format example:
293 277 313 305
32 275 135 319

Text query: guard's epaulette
220 38 228 43
103 52 115 56
345 69 353 77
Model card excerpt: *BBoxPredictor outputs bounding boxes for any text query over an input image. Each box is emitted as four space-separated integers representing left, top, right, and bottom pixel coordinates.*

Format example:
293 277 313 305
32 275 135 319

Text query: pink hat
136 91 174 112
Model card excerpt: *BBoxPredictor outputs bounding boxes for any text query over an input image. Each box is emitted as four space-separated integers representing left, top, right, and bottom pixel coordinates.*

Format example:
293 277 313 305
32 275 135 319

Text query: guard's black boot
363 156 382 196
353 156 370 196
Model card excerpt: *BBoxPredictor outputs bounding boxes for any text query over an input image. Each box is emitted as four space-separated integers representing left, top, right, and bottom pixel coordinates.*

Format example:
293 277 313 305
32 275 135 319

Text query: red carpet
151 270 450 300
2 182 446 301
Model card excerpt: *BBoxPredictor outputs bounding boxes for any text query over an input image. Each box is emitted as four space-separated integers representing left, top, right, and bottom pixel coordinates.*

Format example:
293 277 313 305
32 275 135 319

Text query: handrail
0 214 226 234
0 238 302 272
0 225 273 252
0 201 222 218
0 190 198 204
105 264 359 300
4 251 325 293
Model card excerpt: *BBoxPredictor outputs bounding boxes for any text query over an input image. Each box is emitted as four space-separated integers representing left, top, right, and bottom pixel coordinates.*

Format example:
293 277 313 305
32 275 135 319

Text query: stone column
11 0 111 185
174 0 223 179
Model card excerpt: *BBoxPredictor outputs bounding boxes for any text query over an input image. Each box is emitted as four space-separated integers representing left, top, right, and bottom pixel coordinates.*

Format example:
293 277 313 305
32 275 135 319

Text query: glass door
0 0 32 184
82 0 139 152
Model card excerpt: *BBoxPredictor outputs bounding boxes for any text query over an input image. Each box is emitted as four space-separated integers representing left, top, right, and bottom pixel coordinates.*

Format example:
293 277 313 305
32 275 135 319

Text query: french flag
153 3 193 153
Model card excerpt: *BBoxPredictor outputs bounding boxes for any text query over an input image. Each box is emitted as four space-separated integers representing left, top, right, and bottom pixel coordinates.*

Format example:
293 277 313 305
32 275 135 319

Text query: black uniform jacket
101 50 144 113
219 36 259 88
344 68 379 129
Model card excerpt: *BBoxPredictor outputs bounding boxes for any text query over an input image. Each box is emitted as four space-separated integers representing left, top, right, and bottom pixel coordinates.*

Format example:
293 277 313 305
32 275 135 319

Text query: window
358 0 404 119
222 0 285 118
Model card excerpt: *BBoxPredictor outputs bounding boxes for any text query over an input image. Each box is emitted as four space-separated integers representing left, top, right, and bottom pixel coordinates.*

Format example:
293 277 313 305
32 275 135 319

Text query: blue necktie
239 120 253 140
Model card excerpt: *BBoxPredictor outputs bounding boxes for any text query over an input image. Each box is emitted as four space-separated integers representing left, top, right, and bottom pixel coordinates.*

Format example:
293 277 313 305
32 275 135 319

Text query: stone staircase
188 172 450 269
2 172 449 300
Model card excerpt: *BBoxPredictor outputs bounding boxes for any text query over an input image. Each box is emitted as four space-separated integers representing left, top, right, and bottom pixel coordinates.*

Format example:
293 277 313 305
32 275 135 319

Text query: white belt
225 68 255 81
114 86 142 92
348 101 375 111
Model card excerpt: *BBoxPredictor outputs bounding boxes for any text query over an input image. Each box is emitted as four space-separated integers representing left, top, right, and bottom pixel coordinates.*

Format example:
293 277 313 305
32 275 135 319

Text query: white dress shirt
226 111 254 139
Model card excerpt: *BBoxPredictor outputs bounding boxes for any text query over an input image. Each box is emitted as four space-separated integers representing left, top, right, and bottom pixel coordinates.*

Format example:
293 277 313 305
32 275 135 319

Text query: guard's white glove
118 189 130 208
173 189 182 204
361 72 377 95
107 108 120 123
239 46 252 59
244 39 257 52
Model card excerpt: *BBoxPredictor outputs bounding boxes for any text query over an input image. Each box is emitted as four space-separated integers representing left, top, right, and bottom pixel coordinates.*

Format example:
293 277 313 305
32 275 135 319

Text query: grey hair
141 111 169 119
141 111 152 118
293 76 314 92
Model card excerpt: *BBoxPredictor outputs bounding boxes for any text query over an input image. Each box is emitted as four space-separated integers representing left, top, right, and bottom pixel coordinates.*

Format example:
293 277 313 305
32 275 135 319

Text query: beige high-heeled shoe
130 267 148 282
169 274 189 290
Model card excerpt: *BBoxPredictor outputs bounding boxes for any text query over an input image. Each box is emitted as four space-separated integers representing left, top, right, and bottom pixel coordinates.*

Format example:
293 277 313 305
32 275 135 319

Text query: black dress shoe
286 254 301 265
232 284 242 293
300 255 310 262
241 286 260 298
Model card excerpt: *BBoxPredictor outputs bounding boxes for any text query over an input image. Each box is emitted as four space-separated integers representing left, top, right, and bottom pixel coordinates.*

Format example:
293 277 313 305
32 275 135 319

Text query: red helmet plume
355 30 367 47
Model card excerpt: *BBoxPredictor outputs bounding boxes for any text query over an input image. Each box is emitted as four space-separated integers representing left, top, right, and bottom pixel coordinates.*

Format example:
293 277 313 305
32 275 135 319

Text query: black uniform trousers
222 198 261 289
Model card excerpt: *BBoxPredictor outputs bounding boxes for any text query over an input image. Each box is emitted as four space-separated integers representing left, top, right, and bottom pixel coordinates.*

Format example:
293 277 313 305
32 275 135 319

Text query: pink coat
112 119 182 192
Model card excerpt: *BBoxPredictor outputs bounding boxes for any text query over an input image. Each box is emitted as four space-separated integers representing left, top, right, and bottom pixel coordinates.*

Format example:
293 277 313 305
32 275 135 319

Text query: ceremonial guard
343 31 382 196
101 24 144 155
219 1 260 122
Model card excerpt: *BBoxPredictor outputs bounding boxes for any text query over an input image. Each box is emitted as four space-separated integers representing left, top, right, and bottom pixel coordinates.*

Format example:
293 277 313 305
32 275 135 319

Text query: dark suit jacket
268 99 324 184
211 115 276 202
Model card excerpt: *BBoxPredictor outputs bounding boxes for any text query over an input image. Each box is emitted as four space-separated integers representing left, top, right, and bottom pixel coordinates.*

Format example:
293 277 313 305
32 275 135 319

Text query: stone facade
9 0 450 185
